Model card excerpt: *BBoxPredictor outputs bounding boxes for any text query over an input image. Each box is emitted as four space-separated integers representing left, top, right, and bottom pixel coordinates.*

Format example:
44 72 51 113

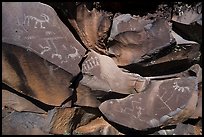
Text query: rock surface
99 77 198 130
2 89 46 113
2 108 50 135
2 43 73 106
81 49 150 94
73 117 123 135
2 2 202 135
2 2 86 76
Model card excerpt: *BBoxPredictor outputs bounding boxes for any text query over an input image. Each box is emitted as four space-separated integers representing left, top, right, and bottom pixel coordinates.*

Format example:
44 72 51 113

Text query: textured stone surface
67 3 113 54
47 107 77 134
47 107 100 134
2 2 86 76
81 49 150 94
123 43 200 77
190 83 202 118
173 123 202 135
99 77 198 130
2 89 46 113
2 43 73 106
2 108 49 135
73 117 123 135
107 14 175 66
172 2 202 25
74 83 102 108
1 2 202 135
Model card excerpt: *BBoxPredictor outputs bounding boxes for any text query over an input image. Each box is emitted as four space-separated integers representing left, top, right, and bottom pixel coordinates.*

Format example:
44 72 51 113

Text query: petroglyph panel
82 55 100 73
2 2 86 76
99 77 198 130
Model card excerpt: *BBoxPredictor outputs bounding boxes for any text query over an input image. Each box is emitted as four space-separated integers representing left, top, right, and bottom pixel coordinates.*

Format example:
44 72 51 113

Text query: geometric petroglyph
99 77 198 130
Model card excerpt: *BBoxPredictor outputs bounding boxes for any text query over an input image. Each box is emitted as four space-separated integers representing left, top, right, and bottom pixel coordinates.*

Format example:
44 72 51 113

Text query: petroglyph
24 36 37 40
173 82 190 93
43 37 64 54
117 98 147 123
16 17 28 32
39 44 51 55
61 46 80 64
82 56 100 72
157 94 172 111
67 46 80 59
23 13 49 29
51 53 62 60
45 31 55 36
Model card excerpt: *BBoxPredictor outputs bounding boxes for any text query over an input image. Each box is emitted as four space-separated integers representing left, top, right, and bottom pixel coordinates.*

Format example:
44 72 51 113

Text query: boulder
99 77 198 130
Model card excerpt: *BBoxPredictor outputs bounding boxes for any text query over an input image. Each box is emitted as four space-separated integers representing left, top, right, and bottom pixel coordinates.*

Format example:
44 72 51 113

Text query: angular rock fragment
173 123 202 135
2 89 46 114
145 63 202 81
81 49 150 94
47 107 100 134
107 14 175 66
67 3 113 54
2 43 73 106
74 84 102 108
47 107 77 134
2 108 50 135
171 30 198 45
99 77 198 130
2 2 86 76
131 43 200 76
73 117 123 135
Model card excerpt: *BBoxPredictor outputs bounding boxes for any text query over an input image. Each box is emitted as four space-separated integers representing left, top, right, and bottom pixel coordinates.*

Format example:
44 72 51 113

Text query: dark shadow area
99 1 170 16
98 92 129 102
121 59 196 77
183 117 202 125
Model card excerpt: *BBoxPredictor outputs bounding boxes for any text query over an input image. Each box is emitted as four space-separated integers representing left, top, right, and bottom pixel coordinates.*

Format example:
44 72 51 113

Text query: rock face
2 108 49 135
107 14 175 66
99 77 198 130
173 123 202 135
2 43 73 106
67 3 113 54
2 2 202 135
2 2 86 76
74 83 102 108
81 49 150 94
47 107 101 135
73 117 123 135
2 89 46 113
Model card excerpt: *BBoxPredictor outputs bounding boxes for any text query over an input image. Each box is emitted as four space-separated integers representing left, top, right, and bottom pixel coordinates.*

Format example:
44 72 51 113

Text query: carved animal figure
23 13 49 29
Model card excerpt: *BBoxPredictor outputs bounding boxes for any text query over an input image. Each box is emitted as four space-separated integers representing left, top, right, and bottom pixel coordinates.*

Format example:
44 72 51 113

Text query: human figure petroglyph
44 37 64 54
16 17 28 32
173 82 190 93
23 13 49 29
